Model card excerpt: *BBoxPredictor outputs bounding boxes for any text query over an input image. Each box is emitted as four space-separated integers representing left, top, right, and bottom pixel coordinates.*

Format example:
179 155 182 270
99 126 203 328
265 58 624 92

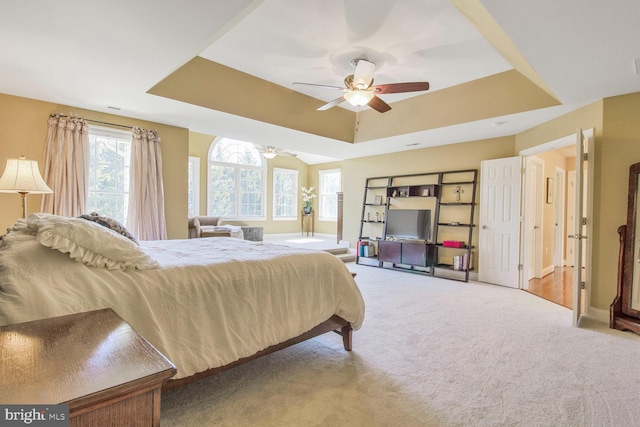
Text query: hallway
527 267 574 309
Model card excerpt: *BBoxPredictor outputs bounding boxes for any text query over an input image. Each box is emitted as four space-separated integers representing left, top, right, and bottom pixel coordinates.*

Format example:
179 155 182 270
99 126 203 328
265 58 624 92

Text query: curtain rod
55 113 134 130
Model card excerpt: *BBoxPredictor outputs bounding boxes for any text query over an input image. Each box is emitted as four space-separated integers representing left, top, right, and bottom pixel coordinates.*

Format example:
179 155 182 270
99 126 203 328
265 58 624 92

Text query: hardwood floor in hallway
526 267 574 309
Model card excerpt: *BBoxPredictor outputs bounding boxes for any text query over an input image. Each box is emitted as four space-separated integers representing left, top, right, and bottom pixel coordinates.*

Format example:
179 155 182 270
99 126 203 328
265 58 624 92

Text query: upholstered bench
188 217 243 239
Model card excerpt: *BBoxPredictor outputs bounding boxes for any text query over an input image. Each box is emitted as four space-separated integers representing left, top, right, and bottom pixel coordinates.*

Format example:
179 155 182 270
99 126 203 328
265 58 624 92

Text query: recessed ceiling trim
451 0 560 103
148 57 356 143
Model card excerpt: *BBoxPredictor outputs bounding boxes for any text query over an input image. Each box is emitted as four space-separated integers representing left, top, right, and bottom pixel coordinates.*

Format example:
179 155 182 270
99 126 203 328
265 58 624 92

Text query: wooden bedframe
163 270 358 390
163 315 352 391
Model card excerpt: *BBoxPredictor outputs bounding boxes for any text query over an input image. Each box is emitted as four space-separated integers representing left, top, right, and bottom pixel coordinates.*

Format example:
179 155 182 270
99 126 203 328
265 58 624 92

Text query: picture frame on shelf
421 188 431 196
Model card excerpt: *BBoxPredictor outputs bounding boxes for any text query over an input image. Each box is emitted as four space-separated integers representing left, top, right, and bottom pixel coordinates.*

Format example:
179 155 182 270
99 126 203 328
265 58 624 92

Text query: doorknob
534 225 540 229
482 225 488 229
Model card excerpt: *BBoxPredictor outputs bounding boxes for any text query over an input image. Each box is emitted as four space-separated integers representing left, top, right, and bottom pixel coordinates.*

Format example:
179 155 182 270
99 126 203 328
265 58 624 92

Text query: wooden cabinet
379 240 436 267
0 308 176 427
378 240 401 263
357 169 477 282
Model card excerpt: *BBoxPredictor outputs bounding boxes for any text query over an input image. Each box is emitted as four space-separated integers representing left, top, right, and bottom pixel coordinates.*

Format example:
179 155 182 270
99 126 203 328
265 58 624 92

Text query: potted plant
301 186 317 214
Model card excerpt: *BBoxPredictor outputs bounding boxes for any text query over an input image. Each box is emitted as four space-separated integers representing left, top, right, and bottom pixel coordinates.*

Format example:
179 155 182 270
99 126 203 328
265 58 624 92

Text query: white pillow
33 214 158 271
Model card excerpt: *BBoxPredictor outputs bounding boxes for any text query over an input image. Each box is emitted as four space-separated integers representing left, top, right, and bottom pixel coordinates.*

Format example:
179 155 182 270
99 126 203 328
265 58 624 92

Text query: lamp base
18 191 28 219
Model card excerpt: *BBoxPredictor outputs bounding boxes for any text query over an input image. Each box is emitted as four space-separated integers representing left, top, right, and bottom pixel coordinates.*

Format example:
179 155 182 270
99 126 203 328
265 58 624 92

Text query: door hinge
582 217 587 226
583 153 588 161
580 281 586 290
518 264 524 271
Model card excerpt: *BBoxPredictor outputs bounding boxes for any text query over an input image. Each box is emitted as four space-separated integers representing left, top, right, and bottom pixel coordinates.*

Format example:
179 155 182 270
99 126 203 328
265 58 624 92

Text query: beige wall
0 93 189 239
186 93 640 315
515 97 632 313
5 87 640 316
594 93 640 310
186 136 516 241
188 133 312 234
340 137 516 251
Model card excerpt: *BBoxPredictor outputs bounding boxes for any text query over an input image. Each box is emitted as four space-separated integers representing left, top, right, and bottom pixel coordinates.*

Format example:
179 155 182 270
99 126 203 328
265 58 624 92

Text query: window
318 169 341 221
87 126 132 225
188 156 200 217
208 137 266 219
273 168 298 220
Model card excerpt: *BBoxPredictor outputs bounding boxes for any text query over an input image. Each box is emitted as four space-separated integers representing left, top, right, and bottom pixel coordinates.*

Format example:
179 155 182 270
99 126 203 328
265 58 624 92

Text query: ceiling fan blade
373 82 430 94
317 96 346 111
293 82 345 90
367 95 391 113
353 59 376 89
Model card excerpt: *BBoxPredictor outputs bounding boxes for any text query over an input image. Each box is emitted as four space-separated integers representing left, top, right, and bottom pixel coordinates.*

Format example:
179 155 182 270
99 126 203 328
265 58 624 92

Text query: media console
357 169 477 282
378 240 436 269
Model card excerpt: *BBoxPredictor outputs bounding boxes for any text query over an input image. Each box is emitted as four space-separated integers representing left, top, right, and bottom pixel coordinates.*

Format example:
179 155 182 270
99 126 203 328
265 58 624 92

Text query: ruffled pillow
78 212 138 244
28 214 158 271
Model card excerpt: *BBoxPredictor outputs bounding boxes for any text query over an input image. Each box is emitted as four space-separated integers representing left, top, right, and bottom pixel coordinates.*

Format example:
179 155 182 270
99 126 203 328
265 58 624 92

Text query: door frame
519 129 594 319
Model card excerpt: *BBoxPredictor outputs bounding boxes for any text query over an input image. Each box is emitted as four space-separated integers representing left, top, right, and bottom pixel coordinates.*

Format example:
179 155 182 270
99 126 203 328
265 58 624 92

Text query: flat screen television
385 209 431 241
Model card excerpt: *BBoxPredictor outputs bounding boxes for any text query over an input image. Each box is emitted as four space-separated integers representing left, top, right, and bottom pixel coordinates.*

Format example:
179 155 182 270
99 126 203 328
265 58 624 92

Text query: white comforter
0 234 365 379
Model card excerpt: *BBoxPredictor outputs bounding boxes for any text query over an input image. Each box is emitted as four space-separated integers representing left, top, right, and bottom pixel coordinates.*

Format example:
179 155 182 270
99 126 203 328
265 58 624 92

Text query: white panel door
479 156 522 288
524 157 544 280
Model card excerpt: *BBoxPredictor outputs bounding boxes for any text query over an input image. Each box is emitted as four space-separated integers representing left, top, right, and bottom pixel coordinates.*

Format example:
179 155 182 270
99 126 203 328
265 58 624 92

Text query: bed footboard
163 315 353 391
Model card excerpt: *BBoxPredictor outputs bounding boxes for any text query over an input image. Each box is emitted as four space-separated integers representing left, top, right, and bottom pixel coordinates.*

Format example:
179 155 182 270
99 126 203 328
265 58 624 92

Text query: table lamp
0 156 53 218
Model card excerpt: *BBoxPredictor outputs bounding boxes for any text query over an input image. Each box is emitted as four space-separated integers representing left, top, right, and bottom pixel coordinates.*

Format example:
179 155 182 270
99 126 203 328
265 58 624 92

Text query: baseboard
585 306 609 324
542 265 555 277
264 232 336 239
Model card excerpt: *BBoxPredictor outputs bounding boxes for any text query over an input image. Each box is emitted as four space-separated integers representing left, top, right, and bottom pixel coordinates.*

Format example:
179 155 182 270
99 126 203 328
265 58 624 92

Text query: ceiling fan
293 58 430 113
258 146 297 159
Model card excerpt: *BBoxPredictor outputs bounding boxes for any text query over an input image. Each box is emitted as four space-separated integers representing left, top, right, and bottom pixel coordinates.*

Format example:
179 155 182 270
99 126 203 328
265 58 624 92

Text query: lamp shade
0 157 53 194
344 90 375 107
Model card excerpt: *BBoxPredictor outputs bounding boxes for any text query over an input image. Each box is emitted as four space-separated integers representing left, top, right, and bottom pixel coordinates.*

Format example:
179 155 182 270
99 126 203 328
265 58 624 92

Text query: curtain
127 127 167 240
40 114 89 216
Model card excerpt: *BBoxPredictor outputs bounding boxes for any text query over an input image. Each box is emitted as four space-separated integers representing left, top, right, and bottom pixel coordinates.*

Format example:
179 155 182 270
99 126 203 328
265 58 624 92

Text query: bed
0 213 365 389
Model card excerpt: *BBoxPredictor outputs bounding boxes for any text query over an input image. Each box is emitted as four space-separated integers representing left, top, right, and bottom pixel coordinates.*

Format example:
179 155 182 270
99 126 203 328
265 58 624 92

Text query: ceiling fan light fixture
344 90 374 107
261 146 278 159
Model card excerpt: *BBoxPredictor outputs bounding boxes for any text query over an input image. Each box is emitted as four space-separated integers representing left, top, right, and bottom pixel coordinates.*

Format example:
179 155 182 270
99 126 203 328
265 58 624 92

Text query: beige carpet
161 264 640 426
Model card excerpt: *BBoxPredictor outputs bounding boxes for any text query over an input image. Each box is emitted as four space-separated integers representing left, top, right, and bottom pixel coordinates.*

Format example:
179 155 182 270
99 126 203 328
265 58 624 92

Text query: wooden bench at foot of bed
162 315 353 391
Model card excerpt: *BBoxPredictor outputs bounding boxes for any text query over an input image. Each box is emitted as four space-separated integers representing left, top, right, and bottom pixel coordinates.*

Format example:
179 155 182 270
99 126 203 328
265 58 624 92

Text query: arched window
208 137 266 219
